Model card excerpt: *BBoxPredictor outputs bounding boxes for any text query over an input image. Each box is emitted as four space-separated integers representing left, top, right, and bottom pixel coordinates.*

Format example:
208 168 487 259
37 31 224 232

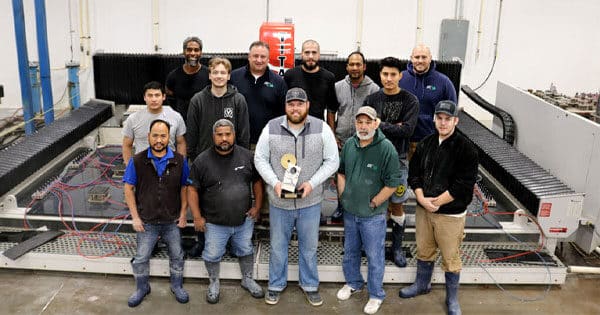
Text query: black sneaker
303 290 323 306
265 290 280 305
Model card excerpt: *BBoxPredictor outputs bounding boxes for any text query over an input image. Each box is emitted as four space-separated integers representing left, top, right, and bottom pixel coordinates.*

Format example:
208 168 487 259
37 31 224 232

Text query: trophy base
280 189 303 199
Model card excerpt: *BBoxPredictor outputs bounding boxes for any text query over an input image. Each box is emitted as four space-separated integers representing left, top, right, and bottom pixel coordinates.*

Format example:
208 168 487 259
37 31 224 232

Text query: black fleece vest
132 149 184 223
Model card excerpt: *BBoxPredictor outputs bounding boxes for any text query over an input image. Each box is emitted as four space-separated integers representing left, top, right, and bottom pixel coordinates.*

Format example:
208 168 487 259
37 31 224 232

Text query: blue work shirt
122 147 189 186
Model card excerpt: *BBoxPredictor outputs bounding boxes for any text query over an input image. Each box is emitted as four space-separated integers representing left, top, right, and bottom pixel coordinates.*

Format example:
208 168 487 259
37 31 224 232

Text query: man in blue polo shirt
123 119 190 307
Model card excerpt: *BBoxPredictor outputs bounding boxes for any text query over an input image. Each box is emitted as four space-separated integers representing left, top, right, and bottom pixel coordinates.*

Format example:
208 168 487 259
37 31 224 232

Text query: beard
349 72 362 80
151 143 167 153
287 111 308 124
215 142 233 152
186 58 198 67
356 129 376 141
302 60 318 71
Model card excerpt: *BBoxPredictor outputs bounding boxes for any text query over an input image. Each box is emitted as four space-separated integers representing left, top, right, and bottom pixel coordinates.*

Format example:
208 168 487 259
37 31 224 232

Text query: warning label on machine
539 203 552 217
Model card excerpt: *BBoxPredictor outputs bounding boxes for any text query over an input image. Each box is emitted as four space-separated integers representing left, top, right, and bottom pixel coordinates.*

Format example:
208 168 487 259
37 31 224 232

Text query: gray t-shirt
122 107 186 154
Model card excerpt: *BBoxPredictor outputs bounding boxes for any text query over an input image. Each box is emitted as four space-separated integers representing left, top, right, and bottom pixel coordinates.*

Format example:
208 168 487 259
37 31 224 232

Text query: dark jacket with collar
230 65 287 144
408 129 478 214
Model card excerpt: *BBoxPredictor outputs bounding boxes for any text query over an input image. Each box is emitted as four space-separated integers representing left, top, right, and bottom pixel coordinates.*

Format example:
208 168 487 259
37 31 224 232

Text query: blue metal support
66 62 81 109
29 62 42 114
34 0 54 124
12 0 35 135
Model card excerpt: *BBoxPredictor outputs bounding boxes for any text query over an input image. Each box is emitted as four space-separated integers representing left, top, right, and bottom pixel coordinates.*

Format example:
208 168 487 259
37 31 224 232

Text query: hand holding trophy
280 153 303 198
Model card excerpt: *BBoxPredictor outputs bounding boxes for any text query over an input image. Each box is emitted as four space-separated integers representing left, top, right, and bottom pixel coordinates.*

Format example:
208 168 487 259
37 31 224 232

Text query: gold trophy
280 154 303 198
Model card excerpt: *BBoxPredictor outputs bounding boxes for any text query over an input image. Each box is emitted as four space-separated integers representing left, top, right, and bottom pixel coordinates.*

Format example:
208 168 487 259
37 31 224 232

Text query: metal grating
257 240 563 269
1 228 565 284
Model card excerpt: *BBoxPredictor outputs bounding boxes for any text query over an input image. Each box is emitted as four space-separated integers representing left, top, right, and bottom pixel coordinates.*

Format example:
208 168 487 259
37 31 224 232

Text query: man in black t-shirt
284 39 338 131
165 36 210 122
188 119 264 304
363 56 419 268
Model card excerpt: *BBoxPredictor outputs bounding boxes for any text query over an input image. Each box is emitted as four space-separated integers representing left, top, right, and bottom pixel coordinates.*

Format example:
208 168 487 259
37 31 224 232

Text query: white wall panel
1 0 599 121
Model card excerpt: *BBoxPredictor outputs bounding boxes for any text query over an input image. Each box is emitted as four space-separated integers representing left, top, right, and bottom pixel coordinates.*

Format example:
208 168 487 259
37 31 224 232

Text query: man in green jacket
336 106 401 314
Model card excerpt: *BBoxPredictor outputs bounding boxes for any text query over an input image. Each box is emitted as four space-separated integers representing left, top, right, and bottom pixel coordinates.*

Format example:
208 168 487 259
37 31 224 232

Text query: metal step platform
0 228 565 285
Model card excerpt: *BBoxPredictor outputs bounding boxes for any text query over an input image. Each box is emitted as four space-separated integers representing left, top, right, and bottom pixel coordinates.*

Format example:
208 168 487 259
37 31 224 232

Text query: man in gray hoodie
332 51 379 222
186 57 250 162
334 51 380 149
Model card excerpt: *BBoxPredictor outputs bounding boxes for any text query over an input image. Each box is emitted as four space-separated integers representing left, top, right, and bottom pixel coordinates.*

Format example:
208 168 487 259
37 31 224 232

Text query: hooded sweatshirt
186 84 250 161
399 61 457 142
338 128 401 217
334 75 380 144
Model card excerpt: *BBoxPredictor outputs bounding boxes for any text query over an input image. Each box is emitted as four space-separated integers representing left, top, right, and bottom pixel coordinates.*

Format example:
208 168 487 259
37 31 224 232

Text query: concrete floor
1 269 598 315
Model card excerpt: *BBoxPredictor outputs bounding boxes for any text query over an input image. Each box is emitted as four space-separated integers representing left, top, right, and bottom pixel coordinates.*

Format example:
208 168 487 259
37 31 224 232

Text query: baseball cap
434 100 459 116
355 106 377 120
286 87 308 103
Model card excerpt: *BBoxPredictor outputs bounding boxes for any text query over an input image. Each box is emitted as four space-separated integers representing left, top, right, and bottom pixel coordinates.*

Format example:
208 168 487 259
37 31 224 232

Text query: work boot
391 221 407 267
127 275 151 307
205 261 220 304
399 260 434 298
239 255 264 298
445 272 462 315
170 273 189 304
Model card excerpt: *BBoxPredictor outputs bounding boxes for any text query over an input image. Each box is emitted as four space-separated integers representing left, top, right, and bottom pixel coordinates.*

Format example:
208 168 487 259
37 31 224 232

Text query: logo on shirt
264 81 274 88
234 166 245 171
426 85 437 91
224 107 234 118
366 163 379 171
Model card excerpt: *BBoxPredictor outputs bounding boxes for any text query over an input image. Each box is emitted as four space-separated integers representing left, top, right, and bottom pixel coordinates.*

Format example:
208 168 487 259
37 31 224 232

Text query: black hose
461 84 515 145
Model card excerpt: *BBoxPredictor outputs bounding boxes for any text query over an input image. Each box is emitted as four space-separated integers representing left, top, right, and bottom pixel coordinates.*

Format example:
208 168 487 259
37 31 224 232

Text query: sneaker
363 298 383 314
265 290 280 305
337 284 361 300
303 290 323 306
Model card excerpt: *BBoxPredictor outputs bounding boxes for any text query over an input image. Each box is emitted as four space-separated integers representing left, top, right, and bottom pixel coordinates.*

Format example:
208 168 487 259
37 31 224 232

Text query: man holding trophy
254 87 339 307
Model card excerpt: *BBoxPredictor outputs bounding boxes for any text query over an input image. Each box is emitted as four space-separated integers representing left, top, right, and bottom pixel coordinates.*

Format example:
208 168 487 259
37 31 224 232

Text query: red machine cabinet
259 22 295 76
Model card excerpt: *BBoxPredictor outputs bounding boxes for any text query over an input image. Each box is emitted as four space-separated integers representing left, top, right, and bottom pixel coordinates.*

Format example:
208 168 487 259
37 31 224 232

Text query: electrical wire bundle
465 180 553 302
23 146 132 259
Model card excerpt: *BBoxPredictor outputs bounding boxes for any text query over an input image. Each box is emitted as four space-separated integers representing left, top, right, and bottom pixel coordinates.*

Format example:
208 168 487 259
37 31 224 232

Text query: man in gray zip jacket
254 87 339 307
334 51 380 149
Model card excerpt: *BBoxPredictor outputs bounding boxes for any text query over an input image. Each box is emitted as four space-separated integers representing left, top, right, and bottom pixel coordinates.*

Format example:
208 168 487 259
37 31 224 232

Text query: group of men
122 35 477 315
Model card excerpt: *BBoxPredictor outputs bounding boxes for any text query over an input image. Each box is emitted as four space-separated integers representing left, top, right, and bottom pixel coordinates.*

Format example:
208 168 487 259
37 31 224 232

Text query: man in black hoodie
186 57 250 162
401 100 478 315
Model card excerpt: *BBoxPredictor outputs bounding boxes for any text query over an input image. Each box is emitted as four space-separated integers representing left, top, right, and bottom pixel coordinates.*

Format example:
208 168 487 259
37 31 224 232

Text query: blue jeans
268 204 321 292
202 217 255 262
342 211 386 300
131 223 184 277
